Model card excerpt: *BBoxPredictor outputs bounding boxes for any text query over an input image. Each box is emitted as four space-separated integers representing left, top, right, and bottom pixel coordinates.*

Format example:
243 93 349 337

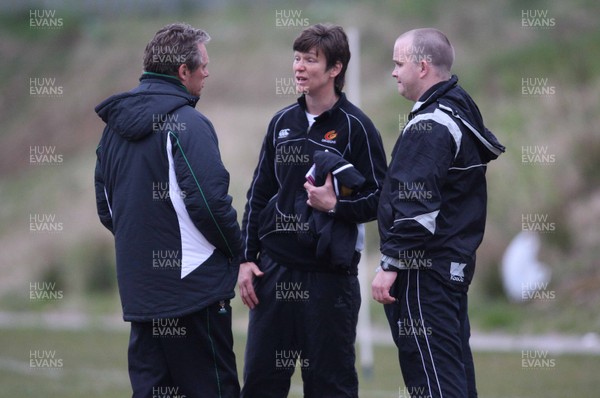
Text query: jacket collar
411 75 458 115
139 72 199 106
297 92 347 120
140 71 186 89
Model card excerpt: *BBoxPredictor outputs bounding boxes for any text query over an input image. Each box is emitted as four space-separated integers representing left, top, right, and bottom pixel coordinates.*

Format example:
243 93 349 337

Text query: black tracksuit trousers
241 254 361 398
384 269 477 398
128 301 240 398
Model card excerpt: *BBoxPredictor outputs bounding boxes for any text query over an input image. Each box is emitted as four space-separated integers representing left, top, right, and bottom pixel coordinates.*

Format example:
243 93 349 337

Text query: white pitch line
1 311 600 355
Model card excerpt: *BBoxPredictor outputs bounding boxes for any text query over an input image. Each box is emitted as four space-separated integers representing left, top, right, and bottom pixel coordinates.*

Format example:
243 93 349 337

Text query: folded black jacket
310 151 366 272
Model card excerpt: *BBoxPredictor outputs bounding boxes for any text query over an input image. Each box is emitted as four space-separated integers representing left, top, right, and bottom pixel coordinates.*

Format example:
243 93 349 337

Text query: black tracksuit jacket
241 93 387 272
378 75 505 290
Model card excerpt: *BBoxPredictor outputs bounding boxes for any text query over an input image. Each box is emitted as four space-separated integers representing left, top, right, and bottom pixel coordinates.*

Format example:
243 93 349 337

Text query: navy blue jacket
378 75 504 290
241 94 387 272
94 73 241 321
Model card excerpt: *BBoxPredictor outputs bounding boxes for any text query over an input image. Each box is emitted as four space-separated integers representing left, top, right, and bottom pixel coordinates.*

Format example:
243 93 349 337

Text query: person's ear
418 60 429 78
177 64 188 82
329 61 343 78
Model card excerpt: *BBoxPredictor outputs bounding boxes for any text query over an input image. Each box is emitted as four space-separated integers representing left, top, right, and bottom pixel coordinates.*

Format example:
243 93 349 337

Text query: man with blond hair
95 23 241 397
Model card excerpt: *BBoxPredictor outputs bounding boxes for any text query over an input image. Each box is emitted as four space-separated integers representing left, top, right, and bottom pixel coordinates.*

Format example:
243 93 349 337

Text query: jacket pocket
294 189 317 248
257 196 278 239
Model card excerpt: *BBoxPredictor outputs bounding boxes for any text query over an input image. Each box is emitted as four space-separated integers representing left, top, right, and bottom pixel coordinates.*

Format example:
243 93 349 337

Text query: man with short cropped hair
238 23 387 397
95 23 241 397
372 28 505 398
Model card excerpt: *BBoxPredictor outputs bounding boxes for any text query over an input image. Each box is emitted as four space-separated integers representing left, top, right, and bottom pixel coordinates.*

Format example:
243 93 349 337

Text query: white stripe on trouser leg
405 269 433 397
416 270 443 397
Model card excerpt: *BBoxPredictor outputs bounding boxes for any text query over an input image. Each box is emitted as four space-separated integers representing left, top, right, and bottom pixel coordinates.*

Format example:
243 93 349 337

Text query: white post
347 27 374 380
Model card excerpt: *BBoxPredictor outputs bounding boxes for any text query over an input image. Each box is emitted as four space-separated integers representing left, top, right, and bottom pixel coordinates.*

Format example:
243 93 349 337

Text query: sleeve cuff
380 254 400 271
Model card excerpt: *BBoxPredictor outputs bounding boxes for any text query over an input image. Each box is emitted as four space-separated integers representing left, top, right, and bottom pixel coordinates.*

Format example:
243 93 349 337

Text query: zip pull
218 300 228 315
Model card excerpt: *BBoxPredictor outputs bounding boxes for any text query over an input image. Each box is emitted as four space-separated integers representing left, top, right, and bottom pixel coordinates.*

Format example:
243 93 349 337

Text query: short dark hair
143 23 210 76
293 23 351 94
404 28 454 74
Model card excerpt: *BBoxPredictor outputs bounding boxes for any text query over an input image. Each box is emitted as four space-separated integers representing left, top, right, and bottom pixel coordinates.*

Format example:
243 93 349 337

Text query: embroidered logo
450 262 466 282
278 128 290 139
322 130 337 144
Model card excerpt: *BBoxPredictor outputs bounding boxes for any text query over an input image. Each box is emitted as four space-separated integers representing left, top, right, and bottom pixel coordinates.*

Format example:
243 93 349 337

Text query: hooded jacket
94 73 241 321
378 75 505 290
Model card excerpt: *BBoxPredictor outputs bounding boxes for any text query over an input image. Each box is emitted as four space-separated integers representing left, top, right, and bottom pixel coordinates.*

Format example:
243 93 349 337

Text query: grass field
0 327 598 398
1 1 600 396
